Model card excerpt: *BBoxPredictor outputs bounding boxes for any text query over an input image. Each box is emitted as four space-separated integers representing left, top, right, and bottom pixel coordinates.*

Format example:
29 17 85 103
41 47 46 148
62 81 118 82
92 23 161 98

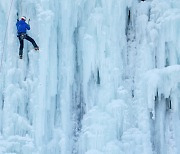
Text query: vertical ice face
143 1 180 153
0 0 180 154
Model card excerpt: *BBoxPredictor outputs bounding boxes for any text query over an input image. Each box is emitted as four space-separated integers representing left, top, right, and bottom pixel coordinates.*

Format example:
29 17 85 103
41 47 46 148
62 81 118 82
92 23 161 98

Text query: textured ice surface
0 0 180 154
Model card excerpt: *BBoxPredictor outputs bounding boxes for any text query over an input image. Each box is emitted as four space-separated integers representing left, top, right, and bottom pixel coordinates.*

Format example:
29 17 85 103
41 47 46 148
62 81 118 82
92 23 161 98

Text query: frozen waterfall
0 0 180 153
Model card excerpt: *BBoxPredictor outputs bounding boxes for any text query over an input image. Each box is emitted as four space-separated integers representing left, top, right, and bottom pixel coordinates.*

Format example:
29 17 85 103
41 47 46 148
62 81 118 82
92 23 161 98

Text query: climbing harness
0 0 14 73
18 33 27 40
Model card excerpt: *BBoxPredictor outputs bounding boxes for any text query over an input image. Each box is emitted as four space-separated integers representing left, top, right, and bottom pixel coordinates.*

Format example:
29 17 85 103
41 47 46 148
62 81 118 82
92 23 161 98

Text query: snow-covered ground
0 0 180 153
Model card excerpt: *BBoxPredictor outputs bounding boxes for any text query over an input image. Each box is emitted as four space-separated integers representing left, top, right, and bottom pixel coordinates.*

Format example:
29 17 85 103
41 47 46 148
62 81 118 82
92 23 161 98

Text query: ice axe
28 18 30 25
17 12 19 21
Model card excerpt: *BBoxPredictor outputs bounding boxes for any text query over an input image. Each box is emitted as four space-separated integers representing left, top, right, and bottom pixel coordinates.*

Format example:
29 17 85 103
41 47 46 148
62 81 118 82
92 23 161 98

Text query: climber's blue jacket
16 19 30 34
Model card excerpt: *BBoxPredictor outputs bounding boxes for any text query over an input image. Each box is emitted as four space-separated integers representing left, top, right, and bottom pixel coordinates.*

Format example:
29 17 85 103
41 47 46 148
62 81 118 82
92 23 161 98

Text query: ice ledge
143 65 180 117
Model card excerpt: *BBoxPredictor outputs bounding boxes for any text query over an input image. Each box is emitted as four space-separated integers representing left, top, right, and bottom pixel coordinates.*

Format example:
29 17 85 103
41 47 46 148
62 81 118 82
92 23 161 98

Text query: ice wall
0 0 180 154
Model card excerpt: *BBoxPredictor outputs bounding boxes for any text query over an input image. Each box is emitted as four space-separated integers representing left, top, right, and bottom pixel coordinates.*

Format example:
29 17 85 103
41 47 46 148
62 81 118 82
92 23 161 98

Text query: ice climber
16 16 39 59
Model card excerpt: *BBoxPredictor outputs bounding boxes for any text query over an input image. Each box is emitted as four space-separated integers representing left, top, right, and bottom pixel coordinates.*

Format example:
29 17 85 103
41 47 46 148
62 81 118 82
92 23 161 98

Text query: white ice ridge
144 65 180 116
0 0 180 154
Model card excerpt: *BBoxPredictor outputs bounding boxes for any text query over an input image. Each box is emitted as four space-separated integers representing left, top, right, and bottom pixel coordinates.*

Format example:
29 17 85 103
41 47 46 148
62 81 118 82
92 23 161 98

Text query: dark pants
18 34 38 56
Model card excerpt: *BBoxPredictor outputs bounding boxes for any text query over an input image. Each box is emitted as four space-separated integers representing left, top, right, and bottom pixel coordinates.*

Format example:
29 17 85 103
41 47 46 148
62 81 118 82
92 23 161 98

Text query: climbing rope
0 0 14 73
